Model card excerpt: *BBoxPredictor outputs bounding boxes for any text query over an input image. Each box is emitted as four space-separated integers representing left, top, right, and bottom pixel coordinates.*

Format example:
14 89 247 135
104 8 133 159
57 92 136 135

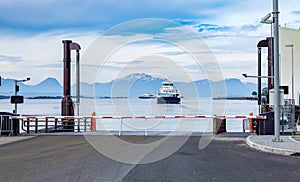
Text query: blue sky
0 0 300 84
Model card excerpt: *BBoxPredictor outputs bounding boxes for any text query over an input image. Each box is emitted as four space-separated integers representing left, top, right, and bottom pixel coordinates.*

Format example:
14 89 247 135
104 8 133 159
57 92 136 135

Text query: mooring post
62 40 74 131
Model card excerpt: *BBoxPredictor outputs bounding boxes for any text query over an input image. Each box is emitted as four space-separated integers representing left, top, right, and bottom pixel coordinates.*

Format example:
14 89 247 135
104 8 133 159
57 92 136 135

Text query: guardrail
12 114 265 135
12 116 93 134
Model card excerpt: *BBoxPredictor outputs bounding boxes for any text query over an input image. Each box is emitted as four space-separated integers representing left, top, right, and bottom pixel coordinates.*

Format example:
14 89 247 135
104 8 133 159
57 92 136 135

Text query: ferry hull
157 97 180 104
139 96 155 99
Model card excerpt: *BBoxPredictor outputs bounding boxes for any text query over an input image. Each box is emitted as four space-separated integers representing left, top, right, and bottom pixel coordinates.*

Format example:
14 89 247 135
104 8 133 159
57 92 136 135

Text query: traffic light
16 85 19 93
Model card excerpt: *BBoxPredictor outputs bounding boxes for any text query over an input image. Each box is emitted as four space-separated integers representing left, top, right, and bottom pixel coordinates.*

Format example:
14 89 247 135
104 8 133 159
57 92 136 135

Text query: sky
0 0 300 85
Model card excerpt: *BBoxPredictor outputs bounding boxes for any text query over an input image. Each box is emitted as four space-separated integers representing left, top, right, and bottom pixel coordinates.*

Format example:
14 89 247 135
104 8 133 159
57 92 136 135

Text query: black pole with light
12 77 30 114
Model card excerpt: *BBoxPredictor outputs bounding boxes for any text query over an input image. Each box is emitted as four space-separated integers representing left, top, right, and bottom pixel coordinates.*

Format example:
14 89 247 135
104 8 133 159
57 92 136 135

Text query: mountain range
0 73 265 98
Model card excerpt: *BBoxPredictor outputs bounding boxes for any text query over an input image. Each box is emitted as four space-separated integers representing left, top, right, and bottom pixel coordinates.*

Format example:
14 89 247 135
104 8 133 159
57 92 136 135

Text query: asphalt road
0 135 299 182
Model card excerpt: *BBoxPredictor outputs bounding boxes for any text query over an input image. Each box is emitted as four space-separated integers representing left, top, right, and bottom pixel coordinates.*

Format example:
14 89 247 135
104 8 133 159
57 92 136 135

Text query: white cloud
0 55 23 62
0 30 99 85
0 0 300 85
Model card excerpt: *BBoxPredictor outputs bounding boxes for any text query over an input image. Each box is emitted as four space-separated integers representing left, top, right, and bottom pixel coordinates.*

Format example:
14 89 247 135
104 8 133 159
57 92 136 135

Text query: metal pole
290 45 295 128
14 80 17 114
70 42 81 116
258 48 262 113
272 0 281 142
62 40 74 131
76 50 80 116
61 40 74 116
291 45 294 104
292 45 295 129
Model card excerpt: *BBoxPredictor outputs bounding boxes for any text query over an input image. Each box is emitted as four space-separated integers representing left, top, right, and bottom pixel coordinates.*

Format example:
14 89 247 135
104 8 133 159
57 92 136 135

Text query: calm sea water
0 98 258 132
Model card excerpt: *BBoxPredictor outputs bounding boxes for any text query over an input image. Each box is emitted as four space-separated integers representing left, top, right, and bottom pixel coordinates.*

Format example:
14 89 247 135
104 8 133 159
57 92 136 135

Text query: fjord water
0 98 258 132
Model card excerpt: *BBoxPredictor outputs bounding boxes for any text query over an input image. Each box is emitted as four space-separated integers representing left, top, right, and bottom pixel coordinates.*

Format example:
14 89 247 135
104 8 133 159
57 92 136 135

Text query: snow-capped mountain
0 73 263 98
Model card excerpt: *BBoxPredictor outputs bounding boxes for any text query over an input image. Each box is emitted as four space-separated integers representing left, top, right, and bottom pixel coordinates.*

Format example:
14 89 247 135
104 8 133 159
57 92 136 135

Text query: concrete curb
0 136 35 146
289 136 300 144
246 135 298 156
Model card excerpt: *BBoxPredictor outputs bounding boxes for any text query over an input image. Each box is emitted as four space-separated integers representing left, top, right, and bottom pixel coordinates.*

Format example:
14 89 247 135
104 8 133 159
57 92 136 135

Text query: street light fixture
13 77 30 114
242 73 274 79
242 73 274 114
259 0 281 142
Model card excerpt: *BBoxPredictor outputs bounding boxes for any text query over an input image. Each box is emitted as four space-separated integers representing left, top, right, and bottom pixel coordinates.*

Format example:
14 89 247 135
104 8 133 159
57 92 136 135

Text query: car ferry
157 82 181 104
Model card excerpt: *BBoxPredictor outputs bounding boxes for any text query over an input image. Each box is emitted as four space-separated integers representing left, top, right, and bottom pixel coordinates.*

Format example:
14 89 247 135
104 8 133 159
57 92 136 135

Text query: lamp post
242 74 274 79
259 0 280 141
242 74 274 114
272 0 281 142
259 1 281 141
14 77 30 114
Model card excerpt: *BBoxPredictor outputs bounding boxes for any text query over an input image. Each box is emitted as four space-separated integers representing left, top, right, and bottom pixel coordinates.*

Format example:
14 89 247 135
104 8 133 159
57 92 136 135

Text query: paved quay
0 134 300 181
0 136 34 146
246 134 300 156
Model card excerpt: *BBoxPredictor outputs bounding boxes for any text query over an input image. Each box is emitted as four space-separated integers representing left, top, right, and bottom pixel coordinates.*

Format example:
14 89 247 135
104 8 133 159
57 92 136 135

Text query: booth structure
279 27 300 105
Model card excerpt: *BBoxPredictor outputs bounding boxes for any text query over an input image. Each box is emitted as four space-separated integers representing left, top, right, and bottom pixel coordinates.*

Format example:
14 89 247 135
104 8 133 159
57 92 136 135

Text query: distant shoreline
0 96 129 100
1 96 257 100
28 96 62 99
213 97 257 100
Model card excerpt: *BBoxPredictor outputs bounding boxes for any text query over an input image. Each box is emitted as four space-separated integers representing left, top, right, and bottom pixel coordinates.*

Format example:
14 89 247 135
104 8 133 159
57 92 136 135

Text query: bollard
91 112 96 131
249 113 254 133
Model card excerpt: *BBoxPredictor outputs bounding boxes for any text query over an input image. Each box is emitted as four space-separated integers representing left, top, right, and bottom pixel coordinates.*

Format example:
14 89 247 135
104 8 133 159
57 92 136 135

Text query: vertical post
45 118 48 133
62 40 74 131
145 118 147 136
70 42 81 116
249 113 254 133
14 80 17 114
291 46 295 128
35 118 38 133
258 48 262 113
267 37 274 90
76 50 80 116
291 45 294 104
26 118 30 134
55 118 58 130
91 112 96 131
119 118 123 136
84 118 87 131
77 118 80 132
272 0 281 141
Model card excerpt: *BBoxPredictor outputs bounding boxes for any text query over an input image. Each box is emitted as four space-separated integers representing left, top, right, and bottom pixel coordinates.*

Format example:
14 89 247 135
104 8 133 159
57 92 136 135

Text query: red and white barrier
12 115 265 120
12 114 264 136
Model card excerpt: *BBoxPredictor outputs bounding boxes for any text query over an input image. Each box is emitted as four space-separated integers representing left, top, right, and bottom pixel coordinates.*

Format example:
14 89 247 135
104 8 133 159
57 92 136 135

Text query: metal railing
13 116 93 134
0 115 14 136
12 115 265 135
